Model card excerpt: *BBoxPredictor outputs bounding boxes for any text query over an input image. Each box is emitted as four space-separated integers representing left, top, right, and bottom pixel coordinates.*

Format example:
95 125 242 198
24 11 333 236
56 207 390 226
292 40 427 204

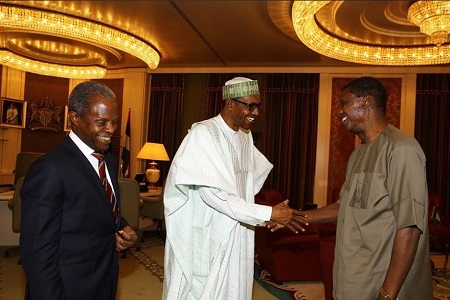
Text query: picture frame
64 105 72 132
0 97 27 129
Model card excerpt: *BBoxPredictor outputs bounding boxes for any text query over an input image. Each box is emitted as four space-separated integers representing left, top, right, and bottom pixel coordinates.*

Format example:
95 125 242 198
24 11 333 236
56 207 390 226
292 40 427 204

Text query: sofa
319 222 336 300
255 189 323 283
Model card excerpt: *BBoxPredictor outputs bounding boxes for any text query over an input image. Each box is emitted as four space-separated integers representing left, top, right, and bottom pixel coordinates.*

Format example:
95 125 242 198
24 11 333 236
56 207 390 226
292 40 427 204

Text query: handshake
265 200 309 234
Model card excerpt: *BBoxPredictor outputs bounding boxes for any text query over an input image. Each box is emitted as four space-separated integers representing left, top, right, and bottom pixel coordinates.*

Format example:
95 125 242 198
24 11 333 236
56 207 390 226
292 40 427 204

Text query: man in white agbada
163 77 306 300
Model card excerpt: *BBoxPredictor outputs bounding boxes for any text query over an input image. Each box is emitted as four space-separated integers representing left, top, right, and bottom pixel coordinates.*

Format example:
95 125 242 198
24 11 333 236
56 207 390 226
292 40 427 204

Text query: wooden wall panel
21 73 69 153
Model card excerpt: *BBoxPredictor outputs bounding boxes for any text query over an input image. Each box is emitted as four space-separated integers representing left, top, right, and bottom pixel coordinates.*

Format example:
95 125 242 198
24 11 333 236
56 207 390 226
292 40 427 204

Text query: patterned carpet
433 268 450 300
129 237 165 283
433 276 450 300
2 244 447 300
254 255 450 300
432 255 450 300
132 239 320 299
254 259 309 300
129 248 450 300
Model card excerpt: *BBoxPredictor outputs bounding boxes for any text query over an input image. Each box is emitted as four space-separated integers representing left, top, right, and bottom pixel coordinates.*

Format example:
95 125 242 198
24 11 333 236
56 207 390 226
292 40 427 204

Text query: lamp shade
136 143 170 161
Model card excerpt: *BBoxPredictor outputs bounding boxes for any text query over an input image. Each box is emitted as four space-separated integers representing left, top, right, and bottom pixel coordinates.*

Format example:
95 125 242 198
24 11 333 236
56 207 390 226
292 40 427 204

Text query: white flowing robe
163 115 273 300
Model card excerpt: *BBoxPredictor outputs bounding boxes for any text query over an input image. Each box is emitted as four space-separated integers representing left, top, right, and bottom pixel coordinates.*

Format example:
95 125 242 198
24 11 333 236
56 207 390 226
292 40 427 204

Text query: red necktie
92 153 119 222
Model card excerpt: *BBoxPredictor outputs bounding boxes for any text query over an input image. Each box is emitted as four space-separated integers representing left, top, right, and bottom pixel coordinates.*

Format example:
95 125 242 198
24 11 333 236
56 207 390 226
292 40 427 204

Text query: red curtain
415 74 450 214
147 74 185 181
262 74 319 209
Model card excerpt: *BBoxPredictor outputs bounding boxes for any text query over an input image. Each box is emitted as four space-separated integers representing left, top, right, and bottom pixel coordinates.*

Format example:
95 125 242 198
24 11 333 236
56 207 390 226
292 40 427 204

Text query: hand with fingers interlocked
267 199 308 234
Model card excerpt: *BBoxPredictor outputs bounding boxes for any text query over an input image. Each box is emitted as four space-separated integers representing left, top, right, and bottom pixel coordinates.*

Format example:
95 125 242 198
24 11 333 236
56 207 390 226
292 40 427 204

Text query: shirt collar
216 114 238 135
69 131 96 158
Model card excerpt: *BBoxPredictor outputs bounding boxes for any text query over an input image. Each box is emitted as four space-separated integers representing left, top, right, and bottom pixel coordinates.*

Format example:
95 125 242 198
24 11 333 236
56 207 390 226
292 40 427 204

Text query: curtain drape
262 74 320 209
415 74 450 214
147 74 185 182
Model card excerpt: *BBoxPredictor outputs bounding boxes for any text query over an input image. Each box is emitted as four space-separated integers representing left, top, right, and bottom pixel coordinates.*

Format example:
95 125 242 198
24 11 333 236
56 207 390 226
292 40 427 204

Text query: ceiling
0 1 447 72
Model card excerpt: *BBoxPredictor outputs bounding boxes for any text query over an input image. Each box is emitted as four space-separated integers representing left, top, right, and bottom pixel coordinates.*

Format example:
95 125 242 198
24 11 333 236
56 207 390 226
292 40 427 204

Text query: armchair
428 194 450 278
118 178 142 257
254 189 322 283
319 222 337 300
3 153 44 262
319 188 339 300
139 179 166 241
14 152 44 185
4 176 25 263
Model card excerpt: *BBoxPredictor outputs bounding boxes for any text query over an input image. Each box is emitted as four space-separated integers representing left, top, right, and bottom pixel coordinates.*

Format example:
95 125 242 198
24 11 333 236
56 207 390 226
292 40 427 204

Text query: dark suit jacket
20 137 129 300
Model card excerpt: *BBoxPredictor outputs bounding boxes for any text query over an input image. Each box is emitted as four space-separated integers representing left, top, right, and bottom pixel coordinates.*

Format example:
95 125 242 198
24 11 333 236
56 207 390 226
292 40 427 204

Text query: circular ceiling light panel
292 1 450 66
0 4 160 78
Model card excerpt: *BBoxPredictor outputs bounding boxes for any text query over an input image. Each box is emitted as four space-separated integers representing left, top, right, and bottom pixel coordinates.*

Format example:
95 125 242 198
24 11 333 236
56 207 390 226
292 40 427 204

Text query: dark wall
21 73 69 153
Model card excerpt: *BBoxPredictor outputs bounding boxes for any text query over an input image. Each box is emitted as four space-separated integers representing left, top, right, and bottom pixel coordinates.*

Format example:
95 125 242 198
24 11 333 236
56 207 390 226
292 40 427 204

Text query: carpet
0 247 26 300
254 255 450 300
433 275 450 300
131 238 320 299
432 255 450 300
254 260 307 300
2 243 447 300
254 258 324 300
0 241 166 300
129 237 165 283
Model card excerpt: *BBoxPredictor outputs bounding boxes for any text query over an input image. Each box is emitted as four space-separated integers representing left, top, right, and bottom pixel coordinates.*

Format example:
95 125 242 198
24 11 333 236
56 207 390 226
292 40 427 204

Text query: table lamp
136 142 170 190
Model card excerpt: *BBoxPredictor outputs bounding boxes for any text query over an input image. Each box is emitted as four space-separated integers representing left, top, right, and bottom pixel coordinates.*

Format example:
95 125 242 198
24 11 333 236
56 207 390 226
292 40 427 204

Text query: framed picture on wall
0 97 27 129
64 105 72 132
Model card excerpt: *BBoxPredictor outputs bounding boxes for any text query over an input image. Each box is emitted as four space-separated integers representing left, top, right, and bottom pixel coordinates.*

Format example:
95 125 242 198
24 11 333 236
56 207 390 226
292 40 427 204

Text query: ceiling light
0 50 106 79
407 1 450 47
0 4 160 78
292 1 450 66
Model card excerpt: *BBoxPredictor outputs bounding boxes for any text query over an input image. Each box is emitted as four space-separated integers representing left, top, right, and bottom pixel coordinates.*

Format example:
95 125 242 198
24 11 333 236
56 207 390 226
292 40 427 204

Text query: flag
431 205 441 227
121 109 131 178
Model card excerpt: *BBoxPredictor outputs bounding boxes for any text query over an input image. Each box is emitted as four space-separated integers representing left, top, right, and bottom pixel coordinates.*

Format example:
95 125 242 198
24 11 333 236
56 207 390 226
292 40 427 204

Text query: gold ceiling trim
0 50 106 79
360 5 422 39
5 39 107 66
0 4 160 78
292 1 450 66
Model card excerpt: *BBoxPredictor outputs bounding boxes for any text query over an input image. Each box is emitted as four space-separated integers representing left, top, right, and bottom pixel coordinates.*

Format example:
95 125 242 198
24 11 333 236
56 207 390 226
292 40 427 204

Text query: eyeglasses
231 98 263 112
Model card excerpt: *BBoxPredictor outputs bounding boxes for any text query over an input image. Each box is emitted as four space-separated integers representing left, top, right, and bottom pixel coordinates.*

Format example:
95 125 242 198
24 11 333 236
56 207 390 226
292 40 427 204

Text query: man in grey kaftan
292 77 432 300
333 124 431 299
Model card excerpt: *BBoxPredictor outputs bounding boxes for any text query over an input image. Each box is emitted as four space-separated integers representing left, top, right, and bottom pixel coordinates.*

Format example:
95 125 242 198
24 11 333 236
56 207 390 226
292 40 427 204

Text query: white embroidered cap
222 77 259 100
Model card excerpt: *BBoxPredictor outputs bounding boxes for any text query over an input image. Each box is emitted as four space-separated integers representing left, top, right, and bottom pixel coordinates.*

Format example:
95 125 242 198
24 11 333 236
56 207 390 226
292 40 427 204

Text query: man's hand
115 225 138 251
269 200 308 234
265 220 285 232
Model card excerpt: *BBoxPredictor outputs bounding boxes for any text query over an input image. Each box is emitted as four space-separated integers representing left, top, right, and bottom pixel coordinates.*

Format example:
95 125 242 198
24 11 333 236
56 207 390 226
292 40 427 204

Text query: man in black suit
20 81 137 299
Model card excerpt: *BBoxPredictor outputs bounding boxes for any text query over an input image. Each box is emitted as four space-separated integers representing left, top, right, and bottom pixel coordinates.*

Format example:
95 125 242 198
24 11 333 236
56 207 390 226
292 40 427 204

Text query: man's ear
225 99 234 110
68 111 78 126
362 96 373 110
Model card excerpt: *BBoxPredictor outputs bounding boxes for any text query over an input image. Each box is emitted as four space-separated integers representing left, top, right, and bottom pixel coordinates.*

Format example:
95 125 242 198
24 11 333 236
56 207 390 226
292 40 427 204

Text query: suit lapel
64 138 121 227
63 138 111 203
